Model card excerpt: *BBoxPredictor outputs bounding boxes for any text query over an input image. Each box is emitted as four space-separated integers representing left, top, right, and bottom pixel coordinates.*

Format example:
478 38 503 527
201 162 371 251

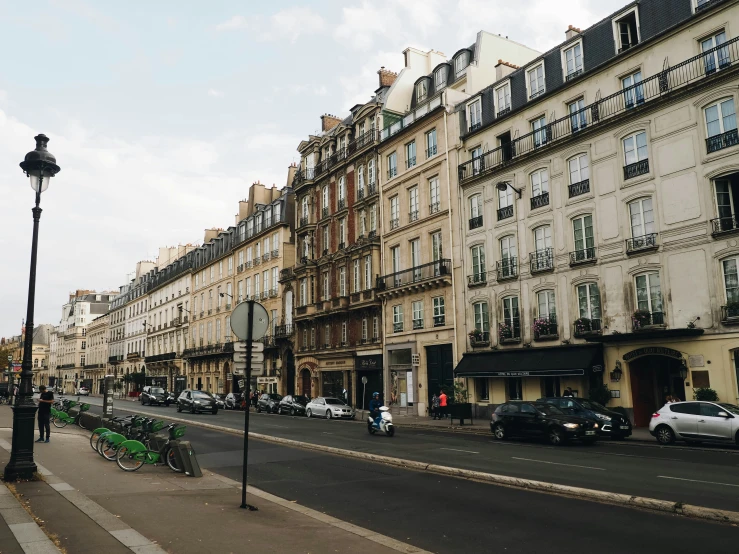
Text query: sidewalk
0 407 428 554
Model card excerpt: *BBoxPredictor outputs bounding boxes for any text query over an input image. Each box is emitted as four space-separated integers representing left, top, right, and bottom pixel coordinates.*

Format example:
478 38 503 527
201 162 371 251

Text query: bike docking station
230 299 269 511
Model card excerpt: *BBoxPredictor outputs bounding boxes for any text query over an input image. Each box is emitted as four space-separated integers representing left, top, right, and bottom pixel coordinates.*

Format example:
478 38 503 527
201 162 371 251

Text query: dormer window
416 80 428 103
495 82 511 116
455 51 470 77
468 99 482 132
527 63 545 99
613 7 640 53
563 41 583 80
434 68 447 89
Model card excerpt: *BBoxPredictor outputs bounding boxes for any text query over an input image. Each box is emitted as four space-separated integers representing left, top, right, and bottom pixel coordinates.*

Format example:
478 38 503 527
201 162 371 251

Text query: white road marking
440 447 479 454
657 475 739 488
322 432 334 435
261 424 288 429
512 457 605 470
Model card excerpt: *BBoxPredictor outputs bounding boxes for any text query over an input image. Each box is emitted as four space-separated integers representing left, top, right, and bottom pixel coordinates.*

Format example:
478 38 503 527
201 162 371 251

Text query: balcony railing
574 318 602 337
368 230 377 239
145 352 176 363
367 183 378 196
458 36 739 182
533 317 558 340
469 215 483 229
321 207 329 219
530 192 549 210
338 198 346 210
566 68 583 81
427 145 437 158
433 315 445 327
338 242 346 250
496 258 517 281
624 159 650 180
381 93 444 141
406 157 416 168
246 260 252 268
570 247 597 265
275 324 293 337
409 210 419 222
349 129 377 151
182 341 234 358
377 259 451 291
497 205 513 221
712 215 739 235
468 272 487 287
388 167 397 179
413 319 424 330
632 311 665 330
707 129 739 154
469 332 490 348
568 179 590 198
280 268 293 282
299 216 309 227
626 233 658 254
254 257 261 266
263 253 270 262
390 218 399 230
237 264 244 273
108 355 123 363
429 202 440 214
271 249 279 258
721 304 739 324
530 248 554 273
393 322 404 333
358 188 365 200
499 321 521 343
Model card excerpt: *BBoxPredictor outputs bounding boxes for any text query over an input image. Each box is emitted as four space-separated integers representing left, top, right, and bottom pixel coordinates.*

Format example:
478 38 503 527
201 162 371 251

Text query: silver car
649 401 739 444
306 397 355 420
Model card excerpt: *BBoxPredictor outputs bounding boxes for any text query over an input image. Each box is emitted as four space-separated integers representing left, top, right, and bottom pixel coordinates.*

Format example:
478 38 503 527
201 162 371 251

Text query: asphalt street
81 396 739 512
78 397 739 554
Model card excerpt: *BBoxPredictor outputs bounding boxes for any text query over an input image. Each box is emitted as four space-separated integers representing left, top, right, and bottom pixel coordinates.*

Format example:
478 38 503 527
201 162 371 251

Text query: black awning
454 344 603 378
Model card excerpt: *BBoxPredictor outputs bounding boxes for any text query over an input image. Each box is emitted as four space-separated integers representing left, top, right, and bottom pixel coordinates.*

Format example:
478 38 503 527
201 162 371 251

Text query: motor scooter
367 406 395 437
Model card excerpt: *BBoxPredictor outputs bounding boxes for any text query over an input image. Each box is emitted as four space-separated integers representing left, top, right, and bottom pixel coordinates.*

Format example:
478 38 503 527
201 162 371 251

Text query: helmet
372 392 379 397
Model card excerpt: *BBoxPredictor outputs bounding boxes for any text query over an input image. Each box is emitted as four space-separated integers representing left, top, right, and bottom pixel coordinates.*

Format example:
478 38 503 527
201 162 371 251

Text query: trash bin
171 440 202 477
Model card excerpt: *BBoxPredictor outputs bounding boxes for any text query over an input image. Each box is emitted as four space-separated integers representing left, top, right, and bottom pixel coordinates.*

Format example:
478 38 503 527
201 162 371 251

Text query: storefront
355 355 382 411
319 358 353 403
257 376 279 394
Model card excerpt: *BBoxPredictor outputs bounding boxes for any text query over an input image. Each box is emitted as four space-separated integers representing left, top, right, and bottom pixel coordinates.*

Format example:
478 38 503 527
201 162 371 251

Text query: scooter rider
369 392 382 425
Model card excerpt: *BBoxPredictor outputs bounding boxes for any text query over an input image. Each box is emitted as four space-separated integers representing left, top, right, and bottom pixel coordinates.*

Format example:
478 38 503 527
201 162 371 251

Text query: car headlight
563 423 579 429
194 400 201 404
593 423 599 429
595 413 611 421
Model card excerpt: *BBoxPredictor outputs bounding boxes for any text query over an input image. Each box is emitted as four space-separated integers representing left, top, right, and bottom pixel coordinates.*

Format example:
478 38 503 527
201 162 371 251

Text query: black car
256 393 283 414
539 397 632 439
278 395 309 416
177 389 218 414
491 401 600 445
140 386 169 406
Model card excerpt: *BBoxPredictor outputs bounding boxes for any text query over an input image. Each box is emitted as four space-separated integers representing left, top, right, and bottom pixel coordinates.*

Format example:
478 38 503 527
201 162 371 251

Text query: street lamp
496 181 523 199
4 134 60 481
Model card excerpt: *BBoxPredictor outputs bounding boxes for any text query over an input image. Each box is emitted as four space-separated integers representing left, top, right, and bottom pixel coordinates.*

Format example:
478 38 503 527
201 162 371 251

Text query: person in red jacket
438 390 448 419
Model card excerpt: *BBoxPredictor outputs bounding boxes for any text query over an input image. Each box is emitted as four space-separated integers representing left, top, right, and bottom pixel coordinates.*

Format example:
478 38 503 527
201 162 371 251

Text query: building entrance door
300 368 311 397
629 355 686 427
426 344 453 405
286 350 295 396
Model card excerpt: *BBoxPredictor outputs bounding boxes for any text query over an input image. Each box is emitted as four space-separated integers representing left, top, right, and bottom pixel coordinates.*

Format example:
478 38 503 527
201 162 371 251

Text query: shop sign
623 346 682 361
322 359 351 369
488 369 585 378
257 377 278 384
355 355 382 371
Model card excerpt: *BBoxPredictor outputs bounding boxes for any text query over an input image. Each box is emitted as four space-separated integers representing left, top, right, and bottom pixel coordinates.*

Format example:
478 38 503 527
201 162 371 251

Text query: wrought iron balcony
712 215 739 236
530 192 549 210
253 257 261 266
530 248 554 273
469 215 483 230
275 324 293 337
145 352 176 363
338 198 346 210
429 202 440 214
566 68 583 81
246 260 252 268
393 322 404 333
263 253 270 262
182 341 234 358
368 230 377 239
406 157 416 169
367 183 378 196
496 258 517 281
570 247 597 265
568 179 590 198
532 317 558 340
279 268 293 282
271 249 279 258
409 210 419 222
624 159 650 180
433 315 445 327
299 216 309 227
469 331 490 348
721 304 739 324
427 145 437 158
108 355 124 363
498 321 521 343
573 318 602 337
626 233 658 254
632 311 665 330
358 188 365 200
388 167 397 179
468 272 487 287
413 319 424 330
377 259 451 291
707 129 739 154
497 205 513 221
322 207 329 219
390 218 399 230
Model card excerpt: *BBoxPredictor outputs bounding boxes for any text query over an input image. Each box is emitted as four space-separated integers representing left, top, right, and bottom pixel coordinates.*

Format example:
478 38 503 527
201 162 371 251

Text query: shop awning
454 344 603 378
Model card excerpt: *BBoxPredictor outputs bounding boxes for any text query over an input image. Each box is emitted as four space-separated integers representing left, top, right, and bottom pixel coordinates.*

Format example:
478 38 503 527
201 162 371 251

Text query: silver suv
649 401 739 445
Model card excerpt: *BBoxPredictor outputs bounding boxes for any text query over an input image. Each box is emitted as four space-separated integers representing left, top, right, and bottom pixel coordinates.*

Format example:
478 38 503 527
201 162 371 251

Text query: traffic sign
230 301 269 341
233 341 264 353
233 351 265 364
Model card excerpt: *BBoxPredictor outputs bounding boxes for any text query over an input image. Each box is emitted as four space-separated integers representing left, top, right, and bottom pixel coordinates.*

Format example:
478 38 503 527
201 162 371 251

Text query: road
81 396 739 512
78 397 739 553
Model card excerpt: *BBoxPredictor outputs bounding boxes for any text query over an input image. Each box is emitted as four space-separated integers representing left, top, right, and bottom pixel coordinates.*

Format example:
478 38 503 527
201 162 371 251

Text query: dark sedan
277 395 309 416
256 393 283 414
140 386 169 406
539 397 632 438
177 389 218 414
491 401 599 445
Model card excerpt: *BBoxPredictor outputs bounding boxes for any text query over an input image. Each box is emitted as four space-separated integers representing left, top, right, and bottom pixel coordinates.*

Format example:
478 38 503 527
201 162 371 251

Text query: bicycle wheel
90 430 104 452
116 446 145 472
165 447 181 472
97 435 119 461
52 417 68 429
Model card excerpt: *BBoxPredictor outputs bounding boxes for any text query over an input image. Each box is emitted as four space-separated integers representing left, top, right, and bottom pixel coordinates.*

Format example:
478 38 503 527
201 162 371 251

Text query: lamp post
496 181 523 199
4 134 60 481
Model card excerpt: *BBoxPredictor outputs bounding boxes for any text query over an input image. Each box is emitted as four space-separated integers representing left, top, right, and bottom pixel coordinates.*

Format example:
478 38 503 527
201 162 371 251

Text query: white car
76 387 90 396
649 401 739 445
305 397 355 420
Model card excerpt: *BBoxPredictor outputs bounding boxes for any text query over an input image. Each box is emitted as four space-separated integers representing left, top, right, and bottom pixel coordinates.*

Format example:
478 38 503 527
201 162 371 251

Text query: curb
105 408 739 526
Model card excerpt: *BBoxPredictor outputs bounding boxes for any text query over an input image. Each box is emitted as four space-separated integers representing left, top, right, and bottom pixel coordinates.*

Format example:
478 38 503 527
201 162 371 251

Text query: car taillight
652 413 661 418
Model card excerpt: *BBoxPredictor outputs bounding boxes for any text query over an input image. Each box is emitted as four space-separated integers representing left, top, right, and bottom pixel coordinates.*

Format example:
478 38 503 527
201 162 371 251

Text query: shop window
507 377 522 400
476 378 489 401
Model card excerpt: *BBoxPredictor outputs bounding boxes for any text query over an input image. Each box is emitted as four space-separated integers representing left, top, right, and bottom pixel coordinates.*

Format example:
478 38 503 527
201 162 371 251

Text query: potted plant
589 383 611 406
693 387 719 401
632 309 652 329
574 317 592 336
532 318 557 340
447 381 472 424
498 322 518 342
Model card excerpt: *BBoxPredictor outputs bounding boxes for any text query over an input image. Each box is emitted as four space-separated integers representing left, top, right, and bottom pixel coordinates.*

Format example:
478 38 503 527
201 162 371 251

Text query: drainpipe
442 101 460 378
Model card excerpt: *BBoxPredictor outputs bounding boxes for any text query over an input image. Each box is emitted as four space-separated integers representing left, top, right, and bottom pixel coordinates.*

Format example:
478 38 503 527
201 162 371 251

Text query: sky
0 0 627 338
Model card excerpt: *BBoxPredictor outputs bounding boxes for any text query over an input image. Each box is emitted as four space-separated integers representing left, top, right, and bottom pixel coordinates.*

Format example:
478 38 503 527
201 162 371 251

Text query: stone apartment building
452 0 739 425
122 262 155 393
108 284 129 388
376 33 540 416
84 314 108 393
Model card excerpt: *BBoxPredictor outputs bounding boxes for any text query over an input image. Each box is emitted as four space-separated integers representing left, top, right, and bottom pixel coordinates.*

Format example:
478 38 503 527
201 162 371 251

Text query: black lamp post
4 134 60 481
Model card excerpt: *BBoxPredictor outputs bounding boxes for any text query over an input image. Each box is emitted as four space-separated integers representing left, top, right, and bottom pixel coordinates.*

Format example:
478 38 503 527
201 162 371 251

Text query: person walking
438 389 448 420
36 385 54 443
431 393 440 420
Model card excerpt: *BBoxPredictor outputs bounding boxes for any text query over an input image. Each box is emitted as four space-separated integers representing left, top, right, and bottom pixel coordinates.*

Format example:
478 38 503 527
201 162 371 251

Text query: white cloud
208 88 224 97
215 8 326 43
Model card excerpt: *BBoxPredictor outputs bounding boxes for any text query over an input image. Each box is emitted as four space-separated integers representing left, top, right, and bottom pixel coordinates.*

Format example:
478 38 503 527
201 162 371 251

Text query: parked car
256 393 283 414
650 401 739 445
539 397 632 439
213 394 226 410
140 386 169 406
177 389 218 414
225 392 244 410
278 395 309 416
305 397 356 420
77 386 90 396
491 401 599 445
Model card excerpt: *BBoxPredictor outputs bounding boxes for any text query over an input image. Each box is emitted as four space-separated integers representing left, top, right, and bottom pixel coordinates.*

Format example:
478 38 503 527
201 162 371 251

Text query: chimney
286 163 297 188
377 66 398 88
320 114 342 132
495 59 520 81
565 25 581 40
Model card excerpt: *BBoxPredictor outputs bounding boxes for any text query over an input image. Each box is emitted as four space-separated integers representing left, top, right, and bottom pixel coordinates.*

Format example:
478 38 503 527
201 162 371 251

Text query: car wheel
735 430 739 446
306 408 312 418
256 405 262 413
655 425 675 445
326 410 332 420
548 427 565 446
190 405 195 414
177 404 182 413
290 408 296 416
212 408 218 415
493 423 506 440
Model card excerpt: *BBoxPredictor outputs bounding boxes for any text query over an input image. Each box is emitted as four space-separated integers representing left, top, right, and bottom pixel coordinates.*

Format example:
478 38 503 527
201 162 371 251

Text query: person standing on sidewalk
36 385 54 443
438 389 448 420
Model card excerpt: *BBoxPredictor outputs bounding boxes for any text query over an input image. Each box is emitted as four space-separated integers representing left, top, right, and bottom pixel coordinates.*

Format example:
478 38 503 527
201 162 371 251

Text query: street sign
233 341 264 353
230 301 269 341
233 351 265 364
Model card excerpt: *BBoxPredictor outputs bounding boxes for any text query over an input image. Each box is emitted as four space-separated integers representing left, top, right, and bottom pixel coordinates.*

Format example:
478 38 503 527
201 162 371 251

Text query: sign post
103 375 115 419
230 300 269 512
361 375 368 415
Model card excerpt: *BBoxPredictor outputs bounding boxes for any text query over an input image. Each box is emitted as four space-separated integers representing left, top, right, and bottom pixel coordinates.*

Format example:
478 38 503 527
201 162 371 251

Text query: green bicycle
116 423 186 472
51 403 90 428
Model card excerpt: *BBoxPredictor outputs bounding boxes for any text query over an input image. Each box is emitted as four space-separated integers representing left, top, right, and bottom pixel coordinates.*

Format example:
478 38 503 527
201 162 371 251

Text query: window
614 8 640 52
502 296 521 339
357 165 365 196
391 246 400 274
569 154 590 185
387 152 397 178
272 232 279 254
299 278 307 306
532 116 548 147
416 80 428 103
373 316 379 339
412 301 424 329
527 63 545 99
531 168 549 198
301 196 309 220
353 259 360 293
406 141 416 169
568 98 587 132
339 267 346 297
322 272 330 300
629 197 654 238
564 42 583 79
245 277 252 299
705 98 737 153
623 131 649 178
495 83 511 115
573 214 595 260
534 225 552 253
468 99 482 131
410 239 421 279
426 129 437 158
207 321 213 344
322 186 329 213
434 67 446 89
455 51 469 76
324 324 330 346
310 327 315 347
364 255 372 290
702 31 730 75
409 187 419 221
433 297 445 326
715 176 739 230
217 286 222 308
432 232 443 263
469 194 483 229
254 273 260 297
471 245 486 281
368 159 376 185
238 280 243 302
622 71 644 109
322 225 329 253
195 274 199 288
370 204 377 231
362 318 368 341
537 290 556 319
274 202 281 223
341 321 347 345
393 305 404 332
429 177 440 213
390 196 399 228
577 283 601 322
722 257 739 304
498 183 513 210
338 177 346 207
263 269 269 295
339 218 346 247
473 302 489 334
635 272 663 318
216 319 221 343
360 210 367 236
507 378 523 400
